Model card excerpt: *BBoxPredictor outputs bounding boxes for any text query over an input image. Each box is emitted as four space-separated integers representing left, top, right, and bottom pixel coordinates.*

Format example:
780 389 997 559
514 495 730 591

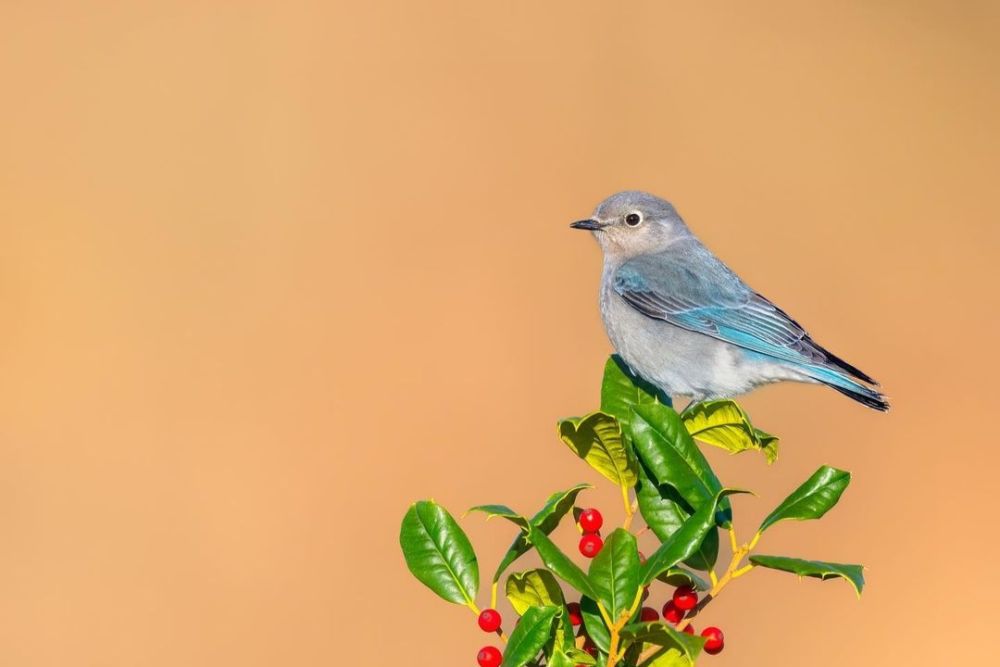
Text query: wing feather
612 245 851 372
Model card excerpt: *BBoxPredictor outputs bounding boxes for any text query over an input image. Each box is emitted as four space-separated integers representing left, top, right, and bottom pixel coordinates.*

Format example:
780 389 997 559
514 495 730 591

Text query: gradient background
1 1 997 665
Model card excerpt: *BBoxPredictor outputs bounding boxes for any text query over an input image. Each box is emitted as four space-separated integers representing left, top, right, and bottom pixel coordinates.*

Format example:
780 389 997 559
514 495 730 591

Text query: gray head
571 191 691 258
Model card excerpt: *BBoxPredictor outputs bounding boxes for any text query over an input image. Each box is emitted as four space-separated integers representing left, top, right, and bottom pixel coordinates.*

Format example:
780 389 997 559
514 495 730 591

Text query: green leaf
643 648 695 667
680 399 779 464
600 355 672 432
399 501 479 605
485 484 591 583
759 466 850 533
621 621 704 664
502 605 560 667
656 567 710 591
468 504 523 522
640 489 749 585
683 527 719 572
549 647 597 667
750 554 865 597
635 460 720 571
526 527 598 599
622 642 644 667
580 596 611 653
470 507 596 599
630 403 729 520
588 528 641 622
506 569 566 615
559 412 637 487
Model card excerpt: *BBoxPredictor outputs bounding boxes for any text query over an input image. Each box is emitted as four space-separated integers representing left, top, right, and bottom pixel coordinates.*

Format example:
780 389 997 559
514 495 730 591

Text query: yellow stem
679 528 763 629
602 591 645 667
490 582 498 610
606 628 621 667
596 601 614 629
620 484 635 530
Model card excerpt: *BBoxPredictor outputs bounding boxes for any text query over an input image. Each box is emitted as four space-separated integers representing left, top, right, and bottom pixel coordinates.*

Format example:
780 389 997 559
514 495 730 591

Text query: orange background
1 1 997 665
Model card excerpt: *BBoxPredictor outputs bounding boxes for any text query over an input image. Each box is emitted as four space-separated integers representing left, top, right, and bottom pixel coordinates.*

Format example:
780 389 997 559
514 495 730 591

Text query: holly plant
400 356 864 667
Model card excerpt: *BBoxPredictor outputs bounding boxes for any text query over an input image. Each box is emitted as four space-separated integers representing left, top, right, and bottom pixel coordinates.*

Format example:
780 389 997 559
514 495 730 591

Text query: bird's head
571 191 691 258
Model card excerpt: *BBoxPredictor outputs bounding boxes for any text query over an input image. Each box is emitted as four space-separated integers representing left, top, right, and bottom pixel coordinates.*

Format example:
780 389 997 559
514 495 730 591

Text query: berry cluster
475 609 503 666
577 507 604 558
474 507 724 665
653 586 725 655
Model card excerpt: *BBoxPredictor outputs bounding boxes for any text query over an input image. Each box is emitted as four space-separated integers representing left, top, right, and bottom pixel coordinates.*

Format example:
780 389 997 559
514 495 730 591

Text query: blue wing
612 241 877 385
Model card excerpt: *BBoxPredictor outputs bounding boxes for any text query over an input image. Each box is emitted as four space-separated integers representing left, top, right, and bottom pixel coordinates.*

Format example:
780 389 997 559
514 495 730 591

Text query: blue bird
571 191 888 411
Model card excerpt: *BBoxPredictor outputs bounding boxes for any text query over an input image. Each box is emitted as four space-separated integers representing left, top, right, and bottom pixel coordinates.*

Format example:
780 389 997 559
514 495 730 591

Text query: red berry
661 600 685 624
477 646 502 667
566 602 582 626
701 626 724 655
582 638 598 657
578 533 604 558
682 624 695 635
673 585 698 611
641 586 649 602
640 606 659 622
477 608 502 632
578 508 603 533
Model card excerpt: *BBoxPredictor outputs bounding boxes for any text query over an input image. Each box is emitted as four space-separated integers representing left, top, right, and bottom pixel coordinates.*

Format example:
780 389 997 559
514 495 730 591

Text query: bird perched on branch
571 191 888 411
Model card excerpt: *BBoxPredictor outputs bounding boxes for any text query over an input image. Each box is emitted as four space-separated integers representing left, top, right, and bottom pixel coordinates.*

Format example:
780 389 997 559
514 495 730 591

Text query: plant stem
620 484 635 530
606 628 621 667
678 530 760 630
604 588 645 667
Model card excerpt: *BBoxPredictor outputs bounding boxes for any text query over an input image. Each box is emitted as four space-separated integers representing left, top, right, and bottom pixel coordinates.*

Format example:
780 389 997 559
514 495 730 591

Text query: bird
571 191 888 411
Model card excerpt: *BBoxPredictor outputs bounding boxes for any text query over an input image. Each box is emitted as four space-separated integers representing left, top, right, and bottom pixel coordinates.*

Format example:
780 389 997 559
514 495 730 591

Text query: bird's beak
570 219 607 231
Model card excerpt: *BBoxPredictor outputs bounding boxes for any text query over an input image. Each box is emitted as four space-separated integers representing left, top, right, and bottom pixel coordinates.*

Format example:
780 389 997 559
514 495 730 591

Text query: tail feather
828 383 890 412
811 341 879 386
804 365 890 412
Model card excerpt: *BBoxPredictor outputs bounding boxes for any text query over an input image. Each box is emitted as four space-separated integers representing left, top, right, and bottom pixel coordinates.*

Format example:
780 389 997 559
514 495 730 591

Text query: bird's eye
625 212 642 226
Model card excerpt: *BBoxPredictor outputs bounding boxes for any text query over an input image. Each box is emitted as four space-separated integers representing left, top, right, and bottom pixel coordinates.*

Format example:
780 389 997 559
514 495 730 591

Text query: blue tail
805 365 889 412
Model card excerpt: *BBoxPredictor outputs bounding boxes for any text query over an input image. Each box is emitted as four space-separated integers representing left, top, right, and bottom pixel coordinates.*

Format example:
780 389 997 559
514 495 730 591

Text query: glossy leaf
750 555 865 597
644 647 695 667
681 399 779 464
600 355 671 433
588 528 641 622
559 412 637 487
635 461 718 571
469 506 596 599
580 596 611 653
526 527 597 599
399 501 478 605
549 647 597 667
502 605 560 667
682 526 719 572
487 484 590 583
468 504 523 522
657 567 710 591
759 466 850 533
506 569 565 615
640 489 749 585
630 403 729 520
621 621 704 664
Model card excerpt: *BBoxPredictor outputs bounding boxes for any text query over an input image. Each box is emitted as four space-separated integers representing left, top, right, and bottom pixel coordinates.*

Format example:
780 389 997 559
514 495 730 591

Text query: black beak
570 219 606 231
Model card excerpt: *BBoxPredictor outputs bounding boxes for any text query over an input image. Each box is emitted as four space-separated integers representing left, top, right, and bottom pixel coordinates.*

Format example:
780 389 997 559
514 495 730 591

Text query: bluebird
571 191 888 411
